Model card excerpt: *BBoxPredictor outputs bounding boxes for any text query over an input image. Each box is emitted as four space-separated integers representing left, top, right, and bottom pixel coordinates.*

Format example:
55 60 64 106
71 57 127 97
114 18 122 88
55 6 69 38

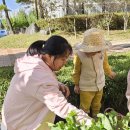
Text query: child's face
52 56 68 71
43 53 69 71
85 51 101 57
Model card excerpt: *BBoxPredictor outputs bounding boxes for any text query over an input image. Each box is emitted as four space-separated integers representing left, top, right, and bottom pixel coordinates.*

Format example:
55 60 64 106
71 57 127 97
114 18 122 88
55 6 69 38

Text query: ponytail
26 40 45 56
26 35 72 57
41 35 72 56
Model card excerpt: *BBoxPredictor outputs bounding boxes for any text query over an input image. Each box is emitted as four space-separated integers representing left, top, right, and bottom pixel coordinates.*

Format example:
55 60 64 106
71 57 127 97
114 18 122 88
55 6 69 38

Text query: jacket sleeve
126 70 130 111
72 53 81 85
35 82 92 124
103 51 112 76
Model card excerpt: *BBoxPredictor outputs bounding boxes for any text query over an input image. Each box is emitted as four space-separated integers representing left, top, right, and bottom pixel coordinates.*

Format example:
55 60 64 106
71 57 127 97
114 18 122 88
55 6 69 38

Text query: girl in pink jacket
126 70 130 111
1 35 92 130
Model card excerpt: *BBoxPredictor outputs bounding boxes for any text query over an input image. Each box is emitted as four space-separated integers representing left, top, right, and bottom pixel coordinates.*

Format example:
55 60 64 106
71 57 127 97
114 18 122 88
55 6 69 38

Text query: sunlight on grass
0 33 49 48
0 30 129 48
105 29 130 41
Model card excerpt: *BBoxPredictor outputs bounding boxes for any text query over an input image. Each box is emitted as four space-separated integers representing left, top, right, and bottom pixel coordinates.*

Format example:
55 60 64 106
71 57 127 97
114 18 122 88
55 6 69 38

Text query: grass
107 29 130 41
0 29 130 48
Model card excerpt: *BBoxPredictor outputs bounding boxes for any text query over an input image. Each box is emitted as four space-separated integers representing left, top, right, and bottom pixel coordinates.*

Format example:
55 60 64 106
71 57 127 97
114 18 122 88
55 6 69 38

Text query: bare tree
73 17 77 39
101 0 106 12
66 0 69 14
73 0 85 14
81 2 85 14
38 0 44 18
119 0 130 31
34 0 39 19
73 0 77 14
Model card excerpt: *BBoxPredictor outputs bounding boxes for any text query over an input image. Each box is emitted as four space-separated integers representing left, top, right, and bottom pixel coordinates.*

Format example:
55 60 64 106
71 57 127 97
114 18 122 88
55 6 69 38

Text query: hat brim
74 41 112 52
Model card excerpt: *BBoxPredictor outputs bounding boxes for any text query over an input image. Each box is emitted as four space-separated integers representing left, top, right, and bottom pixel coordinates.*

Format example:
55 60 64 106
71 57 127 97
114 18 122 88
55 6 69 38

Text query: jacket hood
14 55 48 73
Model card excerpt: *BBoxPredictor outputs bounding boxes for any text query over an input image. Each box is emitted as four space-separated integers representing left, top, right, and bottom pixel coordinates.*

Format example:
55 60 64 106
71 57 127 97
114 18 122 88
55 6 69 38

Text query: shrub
36 19 48 29
46 13 128 32
57 53 130 114
12 9 29 29
55 16 75 32
27 10 37 25
0 67 14 111
102 53 130 115
49 110 130 130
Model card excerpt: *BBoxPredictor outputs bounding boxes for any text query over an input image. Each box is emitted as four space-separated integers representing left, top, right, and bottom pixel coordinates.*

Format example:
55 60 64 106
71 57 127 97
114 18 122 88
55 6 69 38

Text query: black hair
26 35 72 57
26 40 45 56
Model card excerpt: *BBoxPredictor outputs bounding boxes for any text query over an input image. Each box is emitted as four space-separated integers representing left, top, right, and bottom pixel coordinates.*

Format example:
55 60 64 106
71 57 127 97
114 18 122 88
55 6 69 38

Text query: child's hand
59 84 70 98
74 85 80 94
109 71 116 79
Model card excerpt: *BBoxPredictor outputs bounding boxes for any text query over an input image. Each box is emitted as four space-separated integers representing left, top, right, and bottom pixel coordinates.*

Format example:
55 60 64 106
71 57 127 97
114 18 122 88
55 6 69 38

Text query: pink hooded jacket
126 70 130 111
2 55 91 130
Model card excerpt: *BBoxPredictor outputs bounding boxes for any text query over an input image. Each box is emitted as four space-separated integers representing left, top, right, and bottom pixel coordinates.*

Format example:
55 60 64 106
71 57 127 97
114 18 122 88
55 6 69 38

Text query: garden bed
0 52 130 122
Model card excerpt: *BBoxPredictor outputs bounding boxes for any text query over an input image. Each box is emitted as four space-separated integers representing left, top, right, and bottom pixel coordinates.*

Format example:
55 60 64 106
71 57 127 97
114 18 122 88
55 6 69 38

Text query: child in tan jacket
72 28 116 118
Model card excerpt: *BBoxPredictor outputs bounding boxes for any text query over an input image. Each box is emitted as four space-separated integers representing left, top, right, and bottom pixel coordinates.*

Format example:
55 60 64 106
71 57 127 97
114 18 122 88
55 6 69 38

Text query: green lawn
0 30 130 48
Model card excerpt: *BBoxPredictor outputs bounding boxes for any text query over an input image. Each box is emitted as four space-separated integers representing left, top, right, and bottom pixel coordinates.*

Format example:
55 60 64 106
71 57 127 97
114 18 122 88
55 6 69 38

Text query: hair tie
42 41 46 48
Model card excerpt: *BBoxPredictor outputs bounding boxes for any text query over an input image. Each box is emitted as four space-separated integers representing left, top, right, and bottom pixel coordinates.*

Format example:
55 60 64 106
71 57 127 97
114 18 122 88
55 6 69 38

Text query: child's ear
50 55 55 63
42 54 54 63
41 54 51 61
39 54 43 59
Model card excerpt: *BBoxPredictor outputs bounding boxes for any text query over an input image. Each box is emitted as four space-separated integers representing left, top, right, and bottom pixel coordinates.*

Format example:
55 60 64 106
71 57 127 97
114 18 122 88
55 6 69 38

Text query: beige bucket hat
75 28 112 52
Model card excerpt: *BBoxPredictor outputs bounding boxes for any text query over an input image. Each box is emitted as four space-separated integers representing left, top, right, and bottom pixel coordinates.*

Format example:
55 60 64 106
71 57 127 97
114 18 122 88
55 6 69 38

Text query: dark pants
54 115 66 123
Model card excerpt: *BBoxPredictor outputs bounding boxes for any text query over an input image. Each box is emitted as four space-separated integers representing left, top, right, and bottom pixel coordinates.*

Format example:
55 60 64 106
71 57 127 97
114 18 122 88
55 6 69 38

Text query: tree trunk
48 19 51 36
2 0 14 34
66 0 69 15
35 0 39 20
73 18 76 39
73 0 77 14
86 17 88 29
123 1 128 32
81 2 85 14
38 0 44 18
124 20 128 32
102 0 106 13
107 23 110 36
105 12 113 36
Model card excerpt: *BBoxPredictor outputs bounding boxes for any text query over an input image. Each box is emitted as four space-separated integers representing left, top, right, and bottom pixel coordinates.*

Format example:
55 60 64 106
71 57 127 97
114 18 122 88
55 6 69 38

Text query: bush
49 12 127 31
12 9 29 29
2 12 129 32
0 67 14 111
102 53 130 115
55 16 75 32
41 13 129 32
36 19 48 29
57 53 130 114
49 110 130 130
93 13 124 30
27 10 38 25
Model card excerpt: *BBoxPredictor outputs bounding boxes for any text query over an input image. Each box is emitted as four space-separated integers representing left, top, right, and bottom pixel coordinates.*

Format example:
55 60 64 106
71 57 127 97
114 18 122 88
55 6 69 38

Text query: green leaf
97 113 113 130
